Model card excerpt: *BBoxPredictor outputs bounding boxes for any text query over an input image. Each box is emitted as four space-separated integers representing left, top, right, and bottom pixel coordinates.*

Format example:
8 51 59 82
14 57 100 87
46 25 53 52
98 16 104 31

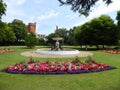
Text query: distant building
27 22 36 34
12 19 36 34
37 34 46 38
12 19 23 23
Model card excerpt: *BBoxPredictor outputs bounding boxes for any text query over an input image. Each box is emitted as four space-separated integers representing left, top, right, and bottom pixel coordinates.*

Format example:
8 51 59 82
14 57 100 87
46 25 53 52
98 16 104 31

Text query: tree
54 28 68 45
0 0 7 19
0 21 16 45
8 21 27 44
38 38 46 45
0 20 5 42
97 15 117 46
66 28 75 45
74 22 92 48
116 10 120 40
116 10 120 49
46 33 56 45
74 26 82 45
74 15 117 49
25 33 38 48
58 0 112 16
90 15 117 49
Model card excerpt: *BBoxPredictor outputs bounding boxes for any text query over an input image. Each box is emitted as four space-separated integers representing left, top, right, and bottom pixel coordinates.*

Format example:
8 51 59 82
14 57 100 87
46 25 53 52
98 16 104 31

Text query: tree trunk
96 45 99 50
102 44 105 49
85 45 88 50
80 45 82 48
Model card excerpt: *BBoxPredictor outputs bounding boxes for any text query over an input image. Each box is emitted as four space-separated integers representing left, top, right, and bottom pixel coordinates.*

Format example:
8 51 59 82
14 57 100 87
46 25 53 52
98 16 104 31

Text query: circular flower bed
0 49 14 54
98 50 120 54
2 57 115 75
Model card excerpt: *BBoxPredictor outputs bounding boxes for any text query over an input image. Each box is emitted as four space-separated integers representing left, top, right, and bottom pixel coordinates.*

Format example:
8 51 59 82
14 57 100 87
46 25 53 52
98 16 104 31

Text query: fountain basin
35 49 80 55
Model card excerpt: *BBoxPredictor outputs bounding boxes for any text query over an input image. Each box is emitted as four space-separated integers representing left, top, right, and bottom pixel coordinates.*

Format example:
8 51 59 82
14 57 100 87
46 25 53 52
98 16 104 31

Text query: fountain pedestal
52 37 63 51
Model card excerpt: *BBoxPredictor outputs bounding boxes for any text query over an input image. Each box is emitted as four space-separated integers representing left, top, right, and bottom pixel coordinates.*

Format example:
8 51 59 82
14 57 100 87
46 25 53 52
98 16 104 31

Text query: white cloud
5 0 26 5
2 0 26 22
75 0 120 27
66 14 79 20
33 0 44 4
38 10 61 20
88 0 120 19
4 0 26 6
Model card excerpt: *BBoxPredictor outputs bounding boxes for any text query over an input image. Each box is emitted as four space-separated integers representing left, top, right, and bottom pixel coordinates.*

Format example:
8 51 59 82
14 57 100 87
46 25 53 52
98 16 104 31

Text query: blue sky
2 0 120 35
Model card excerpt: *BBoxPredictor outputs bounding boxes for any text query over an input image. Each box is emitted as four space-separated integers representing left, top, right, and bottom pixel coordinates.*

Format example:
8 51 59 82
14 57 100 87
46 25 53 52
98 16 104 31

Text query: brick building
13 19 36 34
27 22 36 33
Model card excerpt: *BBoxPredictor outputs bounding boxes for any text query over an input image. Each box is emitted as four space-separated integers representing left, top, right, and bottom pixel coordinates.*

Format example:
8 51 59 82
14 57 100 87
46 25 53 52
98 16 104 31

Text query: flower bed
98 50 120 54
0 49 14 55
2 57 115 75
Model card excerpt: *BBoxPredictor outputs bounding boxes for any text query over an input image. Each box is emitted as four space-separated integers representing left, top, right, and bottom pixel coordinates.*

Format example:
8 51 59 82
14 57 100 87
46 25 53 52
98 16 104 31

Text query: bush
25 33 38 48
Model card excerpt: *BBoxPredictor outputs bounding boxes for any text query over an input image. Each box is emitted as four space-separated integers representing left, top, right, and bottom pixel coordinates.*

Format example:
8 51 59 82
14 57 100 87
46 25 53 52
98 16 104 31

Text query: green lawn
0 46 120 90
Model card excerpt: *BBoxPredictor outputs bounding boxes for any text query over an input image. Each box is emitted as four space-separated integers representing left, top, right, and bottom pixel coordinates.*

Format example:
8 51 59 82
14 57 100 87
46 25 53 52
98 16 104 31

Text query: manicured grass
0 46 120 90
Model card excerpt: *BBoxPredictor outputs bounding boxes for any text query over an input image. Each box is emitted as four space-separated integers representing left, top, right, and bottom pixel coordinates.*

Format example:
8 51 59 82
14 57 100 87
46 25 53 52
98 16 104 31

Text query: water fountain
51 37 63 51
36 36 80 55
21 26 93 58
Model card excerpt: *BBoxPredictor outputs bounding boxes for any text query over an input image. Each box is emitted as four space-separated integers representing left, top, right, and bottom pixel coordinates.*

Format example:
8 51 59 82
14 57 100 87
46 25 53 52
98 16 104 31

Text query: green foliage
0 21 16 44
90 15 117 45
25 33 38 48
38 38 46 45
0 0 7 19
74 15 117 49
0 20 5 42
116 11 120 24
8 21 27 42
46 33 55 45
74 26 82 45
65 28 75 45
58 0 112 16
55 28 67 37
116 10 120 39
55 28 68 45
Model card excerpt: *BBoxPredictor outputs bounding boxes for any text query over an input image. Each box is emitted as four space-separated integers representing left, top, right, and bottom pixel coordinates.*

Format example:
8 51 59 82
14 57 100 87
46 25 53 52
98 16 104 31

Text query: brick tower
27 22 36 33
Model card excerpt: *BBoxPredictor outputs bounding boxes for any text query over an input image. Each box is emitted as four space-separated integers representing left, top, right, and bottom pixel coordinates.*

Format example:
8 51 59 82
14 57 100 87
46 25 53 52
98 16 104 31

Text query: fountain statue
51 26 63 51
55 40 60 51
35 26 80 55
52 37 63 51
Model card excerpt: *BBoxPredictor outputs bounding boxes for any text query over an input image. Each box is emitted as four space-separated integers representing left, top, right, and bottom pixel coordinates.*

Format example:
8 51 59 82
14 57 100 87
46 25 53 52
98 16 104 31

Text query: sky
2 0 120 35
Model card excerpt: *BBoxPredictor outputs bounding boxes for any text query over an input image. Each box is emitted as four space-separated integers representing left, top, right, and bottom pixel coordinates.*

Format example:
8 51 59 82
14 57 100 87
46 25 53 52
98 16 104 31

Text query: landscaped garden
0 46 120 90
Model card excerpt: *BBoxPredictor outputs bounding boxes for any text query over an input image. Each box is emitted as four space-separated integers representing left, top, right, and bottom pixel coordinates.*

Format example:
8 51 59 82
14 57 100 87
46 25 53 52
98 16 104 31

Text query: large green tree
54 28 68 45
74 26 82 45
58 0 112 16
116 10 120 39
0 21 16 45
74 15 117 49
66 28 74 45
0 0 6 19
116 10 120 49
90 15 117 48
46 33 56 45
8 21 27 43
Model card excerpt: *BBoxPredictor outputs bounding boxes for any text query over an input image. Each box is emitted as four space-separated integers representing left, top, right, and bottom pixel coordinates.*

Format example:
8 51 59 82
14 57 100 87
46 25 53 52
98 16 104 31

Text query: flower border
2 57 116 75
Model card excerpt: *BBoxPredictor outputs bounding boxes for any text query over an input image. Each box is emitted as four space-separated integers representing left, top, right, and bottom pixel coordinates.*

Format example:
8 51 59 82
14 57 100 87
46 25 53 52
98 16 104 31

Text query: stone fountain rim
21 51 93 58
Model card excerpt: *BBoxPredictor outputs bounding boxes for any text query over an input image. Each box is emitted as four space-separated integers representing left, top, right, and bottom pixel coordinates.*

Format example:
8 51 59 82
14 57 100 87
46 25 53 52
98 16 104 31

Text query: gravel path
21 51 93 58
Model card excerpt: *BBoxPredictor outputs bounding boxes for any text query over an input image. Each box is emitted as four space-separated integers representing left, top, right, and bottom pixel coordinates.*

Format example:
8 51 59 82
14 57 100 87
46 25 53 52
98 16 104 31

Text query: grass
0 46 120 90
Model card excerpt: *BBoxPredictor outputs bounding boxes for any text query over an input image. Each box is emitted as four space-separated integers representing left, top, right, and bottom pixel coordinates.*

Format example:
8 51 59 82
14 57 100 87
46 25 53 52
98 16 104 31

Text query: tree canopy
0 0 7 19
58 0 112 16
8 21 27 43
25 33 38 48
116 10 120 39
0 21 16 44
74 15 117 49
